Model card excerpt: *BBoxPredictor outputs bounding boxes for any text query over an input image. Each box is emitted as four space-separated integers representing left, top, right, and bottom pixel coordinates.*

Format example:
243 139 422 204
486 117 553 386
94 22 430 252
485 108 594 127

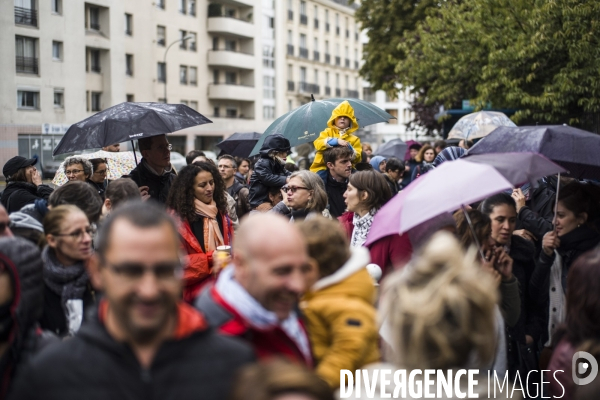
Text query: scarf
41 246 89 335
351 209 376 247
194 199 224 252
546 251 566 347
215 266 311 361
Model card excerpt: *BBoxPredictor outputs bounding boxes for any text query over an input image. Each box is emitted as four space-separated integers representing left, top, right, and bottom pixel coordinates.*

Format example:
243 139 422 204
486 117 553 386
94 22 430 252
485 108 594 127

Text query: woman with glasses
63 156 93 183
272 170 329 222
166 162 233 302
87 158 108 199
40 205 95 337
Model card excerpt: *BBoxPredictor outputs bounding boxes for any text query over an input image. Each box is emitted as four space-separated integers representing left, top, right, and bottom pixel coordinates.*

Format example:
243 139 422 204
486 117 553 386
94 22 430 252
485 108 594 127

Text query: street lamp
163 35 194 103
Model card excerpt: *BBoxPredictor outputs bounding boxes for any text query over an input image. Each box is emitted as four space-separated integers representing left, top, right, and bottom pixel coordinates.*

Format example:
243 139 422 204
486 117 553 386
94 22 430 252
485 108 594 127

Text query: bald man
195 213 313 366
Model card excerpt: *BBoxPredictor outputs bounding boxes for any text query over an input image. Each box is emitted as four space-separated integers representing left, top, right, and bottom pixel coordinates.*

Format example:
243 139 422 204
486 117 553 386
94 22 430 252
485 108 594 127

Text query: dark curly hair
166 162 228 222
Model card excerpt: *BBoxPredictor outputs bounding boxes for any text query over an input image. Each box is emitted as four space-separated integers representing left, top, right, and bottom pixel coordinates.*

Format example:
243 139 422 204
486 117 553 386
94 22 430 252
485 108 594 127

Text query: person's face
103 144 120 152
217 159 235 181
91 220 181 343
46 211 93 264
344 183 367 213
143 135 171 169
334 116 351 130
555 201 586 237
424 149 435 163
387 169 401 182
489 204 517 245
91 163 107 183
65 163 87 182
285 177 312 210
194 171 215 205
435 146 443 155
365 149 373 156
24 165 36 184
0 207 13 238
409 148 419 159
234 236 310 321
238 160 250 175
327 157 352 179
379 160 387 173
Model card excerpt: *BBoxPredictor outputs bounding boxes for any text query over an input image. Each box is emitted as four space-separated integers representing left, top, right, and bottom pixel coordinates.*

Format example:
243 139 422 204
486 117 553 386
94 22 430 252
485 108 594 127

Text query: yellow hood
327 101 359 135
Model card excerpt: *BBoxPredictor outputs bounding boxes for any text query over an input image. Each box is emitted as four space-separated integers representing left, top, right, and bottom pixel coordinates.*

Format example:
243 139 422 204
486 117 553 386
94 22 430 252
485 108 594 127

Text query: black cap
3 156 37 179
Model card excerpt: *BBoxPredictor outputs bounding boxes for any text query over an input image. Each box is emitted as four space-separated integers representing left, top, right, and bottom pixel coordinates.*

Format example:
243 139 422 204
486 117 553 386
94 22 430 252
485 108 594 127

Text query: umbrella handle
461 205 487 261
131 140 138 164
552 172 561 230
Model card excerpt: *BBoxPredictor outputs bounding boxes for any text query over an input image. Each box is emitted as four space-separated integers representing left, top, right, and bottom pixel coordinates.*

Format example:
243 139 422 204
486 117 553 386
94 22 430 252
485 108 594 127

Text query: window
15 36 37 74
126 94 134 102
314 38 318 51
180 65 188 84
157 62 166 82
226 108 237 118
179 0 186 14
287 0 293 20
225 72 236 84
190 101 198 110
325 9 329 31
89 7 100 30
91 92 102 111
299 0 307 24
213 70 219 84
335 13 339 35
212 37 218 50
126 54 133 76
158 98 166 103
125 13 132 35
287 30 293 45
189 32 197 51
263 106 275 119
300 67 306 83
287 64 293 81
288 100 292 112
15 0 38 26
156 0 164 9
263 46 275 69
314 69 318 85
386 109 398 124
51 0 62 14
179 30 188 49
189 67 197 85
157 26 166 46
54 89 64 108
225 39 236 51
87 49 101 73
52 41 62 61
180 100 188 106
214 106 220 117
17 90 39 110
188 0 196 16
263 76 275 99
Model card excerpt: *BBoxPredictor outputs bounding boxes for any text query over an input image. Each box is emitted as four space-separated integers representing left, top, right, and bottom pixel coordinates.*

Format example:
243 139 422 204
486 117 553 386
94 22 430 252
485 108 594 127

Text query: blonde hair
380 231 497 370
289 170 328 213
415 144 434 163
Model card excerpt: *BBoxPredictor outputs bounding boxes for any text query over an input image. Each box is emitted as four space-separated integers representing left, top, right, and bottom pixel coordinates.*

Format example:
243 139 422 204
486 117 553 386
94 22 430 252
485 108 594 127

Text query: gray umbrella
374 139 407 160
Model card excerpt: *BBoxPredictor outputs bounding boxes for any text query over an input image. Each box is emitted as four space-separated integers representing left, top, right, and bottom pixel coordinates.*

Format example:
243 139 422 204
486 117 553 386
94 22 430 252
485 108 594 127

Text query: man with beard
195 213 313 366
218 155 250 219
321 147 353 218
8 202 255 400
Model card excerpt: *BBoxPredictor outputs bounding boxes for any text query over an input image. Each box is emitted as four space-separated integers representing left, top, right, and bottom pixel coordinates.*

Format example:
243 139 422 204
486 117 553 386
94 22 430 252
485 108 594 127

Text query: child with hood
297 217 379 388
310 101 362 177
248 134 292 210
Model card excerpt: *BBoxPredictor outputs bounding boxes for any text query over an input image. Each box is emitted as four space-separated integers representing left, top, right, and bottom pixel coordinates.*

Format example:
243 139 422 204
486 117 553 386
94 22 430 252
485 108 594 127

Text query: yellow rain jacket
310 101 362 173
300 247 380 387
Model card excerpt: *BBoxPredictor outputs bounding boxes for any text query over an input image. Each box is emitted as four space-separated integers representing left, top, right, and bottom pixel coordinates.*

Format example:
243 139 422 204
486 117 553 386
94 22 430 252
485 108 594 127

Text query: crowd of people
0 108 599 399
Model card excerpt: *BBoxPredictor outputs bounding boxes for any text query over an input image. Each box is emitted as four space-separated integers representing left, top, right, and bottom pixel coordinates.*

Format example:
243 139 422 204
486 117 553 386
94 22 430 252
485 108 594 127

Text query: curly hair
64 156 93 178
166 162 228 222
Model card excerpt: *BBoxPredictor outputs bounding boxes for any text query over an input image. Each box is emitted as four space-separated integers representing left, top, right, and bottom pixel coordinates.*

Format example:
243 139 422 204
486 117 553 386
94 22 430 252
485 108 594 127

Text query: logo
572 351 598 386
129 133 144 138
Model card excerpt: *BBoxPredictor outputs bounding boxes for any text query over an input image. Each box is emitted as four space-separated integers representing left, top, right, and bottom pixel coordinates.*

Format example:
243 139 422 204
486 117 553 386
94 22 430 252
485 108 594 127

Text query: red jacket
367 234 413 278
338 211 354 239
195 285 313 367
178 215 233 302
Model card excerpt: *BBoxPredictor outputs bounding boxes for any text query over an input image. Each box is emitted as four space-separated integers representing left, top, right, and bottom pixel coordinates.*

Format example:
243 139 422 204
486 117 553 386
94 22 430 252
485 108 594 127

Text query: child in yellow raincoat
310 100 362 177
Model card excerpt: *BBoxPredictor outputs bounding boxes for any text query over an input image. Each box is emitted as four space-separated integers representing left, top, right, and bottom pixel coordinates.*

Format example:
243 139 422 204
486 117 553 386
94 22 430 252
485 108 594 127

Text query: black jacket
248 159 290 209
38 283 96 338
86 179 106 200
0 182 53 214
383 174 399 196
8 306 256 400
322 171 347 218
127 159 176 205
516 177 557 242
0 238 58 398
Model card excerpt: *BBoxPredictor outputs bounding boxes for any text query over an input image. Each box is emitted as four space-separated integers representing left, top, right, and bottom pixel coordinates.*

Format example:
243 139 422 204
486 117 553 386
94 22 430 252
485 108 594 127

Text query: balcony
288 10 293 20
325 53 331 63
314 19 319 29
14 6 38 27
335 56 341 66
90 22 100 31
208 83 255 102
345 89 359 98
300 14 307 25
325 86 331 96
16 56 38 74
313 51 320 61
287 81 295 91
287 44 294 56
207 16 254 39
208 50 255 70
335 88 341 96
298 82 319 95
299 47 308 59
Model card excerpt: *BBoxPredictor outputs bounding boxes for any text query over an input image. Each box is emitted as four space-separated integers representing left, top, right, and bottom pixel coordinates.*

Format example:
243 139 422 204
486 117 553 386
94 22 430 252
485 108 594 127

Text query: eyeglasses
282 185 309 193
106 262 183 281
154 144 173 152
65 169 84 176
94 169 107 175
53 226 95 241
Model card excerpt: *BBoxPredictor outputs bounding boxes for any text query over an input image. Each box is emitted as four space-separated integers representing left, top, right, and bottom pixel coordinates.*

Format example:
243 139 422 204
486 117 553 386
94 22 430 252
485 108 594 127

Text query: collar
312 247 370 291
142 159 172 176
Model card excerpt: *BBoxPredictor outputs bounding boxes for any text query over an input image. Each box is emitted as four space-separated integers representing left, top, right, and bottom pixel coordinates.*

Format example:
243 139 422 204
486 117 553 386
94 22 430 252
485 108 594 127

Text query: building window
52 41 63 61
180 100 188 106
180 65 188 85
214 106 220 117
179 30 188 49
225 72 236 85
157 26 166 46
386 109 398 124
88 7 100 30
157 62 166 83
225 39 236 51
188 0 196 16
226 108 237 118
299 0 307 24
17 91 39 110
263 106 275 119
87 49 101 73
126 54 133 76
263 76 275 99
263 46 274 69
179 0 186 14
91 92 102 111
125 13 132 35
51 0 62 15
287 0 293 20
14 0 38 27
126 94 135 102
190 101 198 110
189 67 197 85
15 36 38 74
213 70 219 84
157 0 165 9
189 32 197 51
54 89 64 108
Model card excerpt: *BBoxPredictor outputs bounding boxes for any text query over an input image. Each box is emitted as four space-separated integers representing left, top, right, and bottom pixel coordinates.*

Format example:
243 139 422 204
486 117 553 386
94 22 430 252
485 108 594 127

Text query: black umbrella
374 139 407 160
53 102 212 156
468 125 600 180
216 132 262 159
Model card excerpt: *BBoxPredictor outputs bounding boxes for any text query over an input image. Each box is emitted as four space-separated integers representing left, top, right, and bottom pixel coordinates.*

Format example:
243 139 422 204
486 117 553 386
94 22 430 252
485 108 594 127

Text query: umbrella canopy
374 139 407 160
250 98 394 156
468 125 600 180
52 150 140 186
216 132 262 158
403 140 422 161
447 111 516 140
53 102 212 156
